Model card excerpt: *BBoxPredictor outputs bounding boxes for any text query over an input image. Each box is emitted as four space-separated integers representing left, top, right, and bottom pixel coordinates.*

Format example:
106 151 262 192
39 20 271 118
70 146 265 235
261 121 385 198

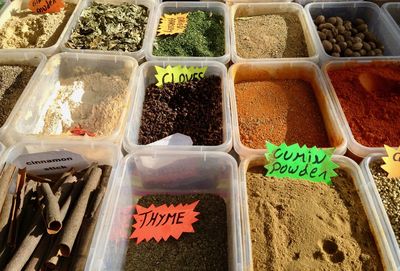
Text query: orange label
29 0 64 14
130 200 199 244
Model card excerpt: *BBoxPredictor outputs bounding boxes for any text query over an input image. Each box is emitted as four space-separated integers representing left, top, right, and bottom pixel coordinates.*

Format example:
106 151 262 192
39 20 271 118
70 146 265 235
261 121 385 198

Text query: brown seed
344 21 352 30
325 30 333 40
346 40 353 47
318 31 326 40
318 23 335 31
322 40 333 52
338 41 347 51
353 37 363 44
365 32 377 42
344 31 352 39
336 17 343 25
359 49 367 56
315 15 325 25
337 35 345 42
352 42 363 51
374 48 383 55
350 28 359 35
356 24 368 33
327 17 337 25
331 52 341 57
355 33 365 40
367 50 376 56
362 42 371 51
338 25 346 34
333 44 341 53
344 48 353 57
352 52 361 57
354 18 365 26
329 38 337 44
369 41 376 49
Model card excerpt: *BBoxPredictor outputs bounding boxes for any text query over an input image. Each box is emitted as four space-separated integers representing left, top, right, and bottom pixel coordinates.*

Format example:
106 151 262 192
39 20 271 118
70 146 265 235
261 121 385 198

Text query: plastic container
145 2 231 64
0 0 83 57
305 2 400 65
227 0 291 5
229 61 347 158
230 3 319 63
240 154 396 271
86 151 242 271
0 141 4 158
322 59 400 158
0 52 47 146
361 153 400 270
123 60 232 153
60 0 156 61
382 2 400 35
295 0 363 6
10 52 138 145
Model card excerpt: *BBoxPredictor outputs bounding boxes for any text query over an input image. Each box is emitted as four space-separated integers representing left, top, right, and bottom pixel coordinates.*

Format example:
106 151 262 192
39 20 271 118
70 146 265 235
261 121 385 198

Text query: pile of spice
125 193 228 271
153 11 225 57
313 15 384 57
32 72 128 136
66 2 148 52
0 3 75 49
327 62 400 147
0 65 36 127
234 13 309 58
246 166 383 270
0 163 112 270
235 79 330 149
139 76 223 145
370 159 400 245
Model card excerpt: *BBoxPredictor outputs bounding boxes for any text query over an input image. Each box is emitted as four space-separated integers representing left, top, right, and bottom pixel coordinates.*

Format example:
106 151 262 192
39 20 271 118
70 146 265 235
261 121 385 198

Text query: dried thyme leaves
66 2 148 52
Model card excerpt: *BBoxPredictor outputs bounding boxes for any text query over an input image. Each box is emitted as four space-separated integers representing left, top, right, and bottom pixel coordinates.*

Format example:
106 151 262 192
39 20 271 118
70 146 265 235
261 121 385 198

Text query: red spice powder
327 63 400 147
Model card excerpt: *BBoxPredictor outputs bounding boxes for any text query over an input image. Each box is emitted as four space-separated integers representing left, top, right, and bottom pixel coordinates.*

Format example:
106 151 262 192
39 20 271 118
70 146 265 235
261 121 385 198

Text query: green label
155 65 207 87
264 142 339 185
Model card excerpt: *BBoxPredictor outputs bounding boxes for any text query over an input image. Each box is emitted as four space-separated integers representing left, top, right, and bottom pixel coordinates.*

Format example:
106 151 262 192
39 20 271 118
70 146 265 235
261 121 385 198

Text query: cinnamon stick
41 183 62 235
24 234 53 271
0 194 13 269
0 164 16 210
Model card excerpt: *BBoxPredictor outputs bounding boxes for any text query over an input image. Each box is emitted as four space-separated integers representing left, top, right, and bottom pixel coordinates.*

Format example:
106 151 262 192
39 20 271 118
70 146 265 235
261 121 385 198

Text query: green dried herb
66 2 148 52
153 10 225 57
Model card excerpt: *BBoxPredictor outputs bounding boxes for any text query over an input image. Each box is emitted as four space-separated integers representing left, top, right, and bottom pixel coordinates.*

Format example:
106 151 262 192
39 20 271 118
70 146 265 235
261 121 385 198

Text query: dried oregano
66 2 148 52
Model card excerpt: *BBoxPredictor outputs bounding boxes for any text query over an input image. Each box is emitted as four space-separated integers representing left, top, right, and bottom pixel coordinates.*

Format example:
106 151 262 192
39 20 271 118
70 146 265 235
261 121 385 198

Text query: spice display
125 193 228 271
153 11 225 57
235 80 330 149
0 163 112 270
32 71 128 136
139 76 223 145
66 2 148 52
234 13 308 58
370 159 400 245
327 62 400 147
0 65 36 127
246 166 383 270
0 3 75 49
313 15 384 57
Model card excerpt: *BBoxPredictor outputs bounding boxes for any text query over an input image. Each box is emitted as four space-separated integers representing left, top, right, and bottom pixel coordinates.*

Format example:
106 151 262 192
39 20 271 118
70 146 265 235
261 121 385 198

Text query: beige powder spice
247 167 383 271
0 3 75 49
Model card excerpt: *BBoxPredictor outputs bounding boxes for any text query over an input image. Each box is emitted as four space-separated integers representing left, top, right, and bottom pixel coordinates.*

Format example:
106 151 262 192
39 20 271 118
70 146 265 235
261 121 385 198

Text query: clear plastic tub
227 0 291 5
305 1 400 65
240 154 396 270
10 52 138 145
230 3 319 63
295 0 363 6
145 2 231 64
60 0 156 61
0 141 4 158
123 60 232 153
86 151 242 271
228 61 347 158
322 59 400 158
382 2 400 35
361 153 400 270
0 0 83 57
0 52 47 146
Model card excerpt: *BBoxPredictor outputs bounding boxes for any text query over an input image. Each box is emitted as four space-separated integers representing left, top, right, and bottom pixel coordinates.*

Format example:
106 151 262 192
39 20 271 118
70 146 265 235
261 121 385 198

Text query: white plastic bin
230 3 318 63
11 52 138 145
86 151 242 271
123 60 232 153
229 61 347 158
240 154 396 270
305 1 400 65
145 2 230 64
382 2 400 35
361 153 400 270
0 52 47 146
0 0 83 57
60 0 156 61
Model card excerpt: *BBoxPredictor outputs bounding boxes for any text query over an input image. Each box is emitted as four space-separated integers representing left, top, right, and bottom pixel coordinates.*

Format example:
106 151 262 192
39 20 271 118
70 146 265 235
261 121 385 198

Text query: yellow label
155 65 207 87
157 13 188 36
381 145 400 178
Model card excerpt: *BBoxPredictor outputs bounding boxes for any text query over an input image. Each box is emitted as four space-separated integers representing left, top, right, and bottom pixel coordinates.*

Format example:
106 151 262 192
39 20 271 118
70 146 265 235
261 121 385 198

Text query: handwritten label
29 0 64 13
157 13 188 36
130 201 199 244
14 151 89 175
155 65 207 87
264 142 338 185
381 145 400 178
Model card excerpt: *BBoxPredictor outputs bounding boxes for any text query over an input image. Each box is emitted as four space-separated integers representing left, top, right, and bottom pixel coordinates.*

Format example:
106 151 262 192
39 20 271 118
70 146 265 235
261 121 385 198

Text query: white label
14 151 89 175
148 133 193 146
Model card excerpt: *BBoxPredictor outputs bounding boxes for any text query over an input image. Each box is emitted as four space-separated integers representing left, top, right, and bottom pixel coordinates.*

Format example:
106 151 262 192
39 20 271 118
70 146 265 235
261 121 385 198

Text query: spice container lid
230 2 319 63
0 52 47 146
304 1 400 65
382 2 400 36
10 52 138 145
361 153 400 270
86 150 242 271
123 60 232 153
228 61 347 159
145 2 231 64
0 0 84 57
321 59 400 158
240 154 396 271
60 0 156 61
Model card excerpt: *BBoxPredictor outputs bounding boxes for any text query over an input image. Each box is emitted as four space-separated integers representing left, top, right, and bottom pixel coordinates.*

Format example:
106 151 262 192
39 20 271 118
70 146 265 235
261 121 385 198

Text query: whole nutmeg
355 33 365 40
327 17 337 25
318 31 327 40
360 49 367 56
362 42 371 51
344 21 352 30
353 37 363 44
352 42 363 51
346 40 353 47
350 28 359 35
344 48 353 57
318 23 335 31
332 52 341 57
315 15 325 25
325 30 334 40
374 48 383 55
367 50 376 56
337 35 345 42
322 40 333 52
354 18 365 26
344 31 352 39
333 44 341 53
356 24 368 33
338 41 347 51
338 25 346 34
336 17 343 25
352 52 361 57
329 38 337 44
